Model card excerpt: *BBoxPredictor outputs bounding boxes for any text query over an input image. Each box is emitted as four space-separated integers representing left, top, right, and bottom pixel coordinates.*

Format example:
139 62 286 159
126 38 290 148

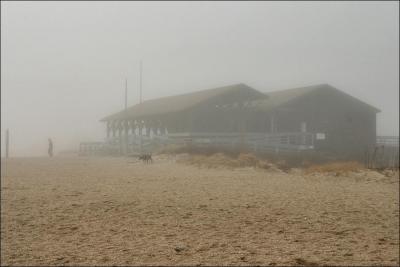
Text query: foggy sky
1 1 399 157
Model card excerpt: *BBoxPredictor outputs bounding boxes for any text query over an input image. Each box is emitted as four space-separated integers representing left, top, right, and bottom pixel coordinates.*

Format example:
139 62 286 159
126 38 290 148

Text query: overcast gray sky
1 1 399 157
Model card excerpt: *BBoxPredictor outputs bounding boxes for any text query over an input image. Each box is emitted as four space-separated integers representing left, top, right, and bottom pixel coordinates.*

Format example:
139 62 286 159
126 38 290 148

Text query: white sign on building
316 133 326 140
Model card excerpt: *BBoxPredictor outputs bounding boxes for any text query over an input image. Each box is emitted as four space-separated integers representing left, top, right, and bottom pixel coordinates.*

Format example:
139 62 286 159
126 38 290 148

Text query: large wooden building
101 83 380 157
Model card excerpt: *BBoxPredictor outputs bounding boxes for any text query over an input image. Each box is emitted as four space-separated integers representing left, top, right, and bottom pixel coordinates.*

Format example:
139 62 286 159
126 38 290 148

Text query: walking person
48 138 53 157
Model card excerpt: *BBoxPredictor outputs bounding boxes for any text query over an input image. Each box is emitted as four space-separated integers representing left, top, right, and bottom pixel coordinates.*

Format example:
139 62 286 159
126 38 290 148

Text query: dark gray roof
101 83 380 121
254 84 380 112
101 83 263 121
256 84 322 110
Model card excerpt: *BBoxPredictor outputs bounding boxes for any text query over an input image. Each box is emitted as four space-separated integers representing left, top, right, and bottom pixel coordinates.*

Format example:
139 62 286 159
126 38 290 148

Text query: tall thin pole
5 129 9 158
124 78 128 155
125 78 128 110
139 61 143 153
139 60 143 104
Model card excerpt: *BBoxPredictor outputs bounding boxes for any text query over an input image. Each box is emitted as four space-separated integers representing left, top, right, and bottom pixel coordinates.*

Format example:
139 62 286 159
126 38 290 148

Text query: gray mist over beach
1 1 398 156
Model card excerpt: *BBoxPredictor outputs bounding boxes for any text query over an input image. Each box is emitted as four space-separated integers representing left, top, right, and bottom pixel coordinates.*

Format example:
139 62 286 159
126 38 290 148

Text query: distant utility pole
125 78 128 110
139 60 143 153
139 60 143 104
5 129 9 158
124 78 128 155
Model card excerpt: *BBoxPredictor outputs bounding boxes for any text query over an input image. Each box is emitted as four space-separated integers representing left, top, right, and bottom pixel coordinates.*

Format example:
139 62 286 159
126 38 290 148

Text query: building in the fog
100 83 380 157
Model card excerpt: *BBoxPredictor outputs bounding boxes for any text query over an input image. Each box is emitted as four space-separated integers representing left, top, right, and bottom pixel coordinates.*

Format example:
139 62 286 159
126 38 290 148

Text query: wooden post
140 120 143 153
146 124 151 137
112 121 116 138
131 120 136 136
118 121 123 155
139 61 143 154
270 114 275 133
124 120 129 154
106 121 110 139
5 129 9 158
124 78 129 155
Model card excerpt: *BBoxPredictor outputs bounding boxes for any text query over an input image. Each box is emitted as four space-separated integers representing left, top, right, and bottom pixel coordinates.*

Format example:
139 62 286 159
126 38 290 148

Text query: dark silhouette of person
48 138 53 157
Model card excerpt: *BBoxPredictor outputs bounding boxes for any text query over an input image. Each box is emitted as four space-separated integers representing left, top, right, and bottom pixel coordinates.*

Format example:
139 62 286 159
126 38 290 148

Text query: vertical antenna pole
125 78 128 110
140 60 143 104
124 78 128 155
5 129 9 158
139 60 143 153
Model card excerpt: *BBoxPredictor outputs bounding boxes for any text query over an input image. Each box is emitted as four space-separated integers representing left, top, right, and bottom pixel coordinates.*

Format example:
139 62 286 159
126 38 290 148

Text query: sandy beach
1 156 399 266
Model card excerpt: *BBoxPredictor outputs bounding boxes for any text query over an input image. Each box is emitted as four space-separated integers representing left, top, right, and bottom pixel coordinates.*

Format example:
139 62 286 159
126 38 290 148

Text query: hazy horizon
1 1 399 157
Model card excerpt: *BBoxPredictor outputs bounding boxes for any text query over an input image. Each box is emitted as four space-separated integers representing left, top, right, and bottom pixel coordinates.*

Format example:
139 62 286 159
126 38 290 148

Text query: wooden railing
164 132 315 152
365 136 399 169
376 136 399 147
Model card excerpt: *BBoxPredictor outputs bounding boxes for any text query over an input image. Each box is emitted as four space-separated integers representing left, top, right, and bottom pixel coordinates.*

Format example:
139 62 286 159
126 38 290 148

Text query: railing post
311 132 314 148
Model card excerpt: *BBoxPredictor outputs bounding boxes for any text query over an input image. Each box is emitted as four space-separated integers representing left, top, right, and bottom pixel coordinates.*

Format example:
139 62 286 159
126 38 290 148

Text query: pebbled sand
1 156 399 266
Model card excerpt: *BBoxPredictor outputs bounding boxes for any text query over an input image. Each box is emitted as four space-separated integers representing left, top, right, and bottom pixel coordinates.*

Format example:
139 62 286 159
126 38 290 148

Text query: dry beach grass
1 155 399 266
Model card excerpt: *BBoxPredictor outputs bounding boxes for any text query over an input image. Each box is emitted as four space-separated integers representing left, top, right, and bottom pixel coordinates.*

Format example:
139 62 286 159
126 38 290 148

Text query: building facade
100 83 380 158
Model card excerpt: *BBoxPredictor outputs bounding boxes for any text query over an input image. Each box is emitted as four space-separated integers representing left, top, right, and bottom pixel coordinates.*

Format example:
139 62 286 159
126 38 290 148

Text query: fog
1 1 398 157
